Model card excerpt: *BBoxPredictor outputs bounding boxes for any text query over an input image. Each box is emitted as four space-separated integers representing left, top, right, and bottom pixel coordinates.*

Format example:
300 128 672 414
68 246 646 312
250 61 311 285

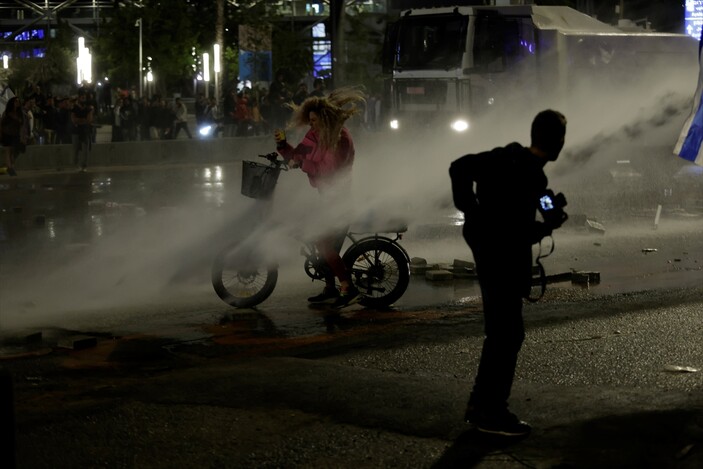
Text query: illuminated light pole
76 37 92 85
2 54 8 69
136 18 143 98
203 52 210 98
213 43 221 105
146 70 153 98
76 37 84 84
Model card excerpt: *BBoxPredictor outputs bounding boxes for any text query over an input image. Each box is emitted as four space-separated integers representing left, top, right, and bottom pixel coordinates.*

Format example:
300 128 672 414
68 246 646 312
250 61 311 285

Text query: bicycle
211 152 411 309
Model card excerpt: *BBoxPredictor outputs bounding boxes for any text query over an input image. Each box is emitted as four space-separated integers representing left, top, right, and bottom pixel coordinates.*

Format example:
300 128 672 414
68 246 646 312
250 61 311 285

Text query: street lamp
2 54 8 69
135 18 143 98
146 70 153 98
213 43 221 105
203 52 210 98
76 37 92 85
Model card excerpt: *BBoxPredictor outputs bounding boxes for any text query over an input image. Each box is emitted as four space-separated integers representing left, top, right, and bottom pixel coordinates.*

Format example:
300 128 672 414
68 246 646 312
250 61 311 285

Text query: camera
538 189 568 229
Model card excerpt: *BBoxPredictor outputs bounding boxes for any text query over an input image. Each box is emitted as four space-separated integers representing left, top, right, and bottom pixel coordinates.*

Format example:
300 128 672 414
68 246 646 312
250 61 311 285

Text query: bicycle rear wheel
211 240 278 308
342 239 410 309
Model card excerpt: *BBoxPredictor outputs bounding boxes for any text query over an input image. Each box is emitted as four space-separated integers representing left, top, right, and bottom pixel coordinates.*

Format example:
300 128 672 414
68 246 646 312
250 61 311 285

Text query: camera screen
540 195 554 211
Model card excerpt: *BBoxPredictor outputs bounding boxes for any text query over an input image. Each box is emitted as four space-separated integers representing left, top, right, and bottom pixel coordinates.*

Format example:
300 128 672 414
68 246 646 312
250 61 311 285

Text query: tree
271 25 314 87
190 0 275 92
94 0 199 97
94 0 286 98
337 9 386 93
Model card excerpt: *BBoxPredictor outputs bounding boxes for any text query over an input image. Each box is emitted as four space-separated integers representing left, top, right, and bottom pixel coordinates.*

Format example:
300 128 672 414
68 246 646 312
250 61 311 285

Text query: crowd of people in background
1 84 100 149
194 74 382 139
1 83 100 175
1 73 384 166
103 73 346 143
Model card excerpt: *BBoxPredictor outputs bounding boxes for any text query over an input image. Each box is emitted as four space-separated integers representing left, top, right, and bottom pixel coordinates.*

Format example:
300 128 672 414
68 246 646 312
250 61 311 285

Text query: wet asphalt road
0 162 485 338
0 161 701 341
1 265 702 468
0 161 702 468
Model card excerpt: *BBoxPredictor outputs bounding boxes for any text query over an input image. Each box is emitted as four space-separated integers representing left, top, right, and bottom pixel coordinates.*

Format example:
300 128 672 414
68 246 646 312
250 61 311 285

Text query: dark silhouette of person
267 70 291 129
71 92 94 171
449 109 568 437
309 78 326 98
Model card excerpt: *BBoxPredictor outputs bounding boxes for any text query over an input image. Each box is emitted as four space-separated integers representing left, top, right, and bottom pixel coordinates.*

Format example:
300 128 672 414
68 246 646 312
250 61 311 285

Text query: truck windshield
396 13 468 70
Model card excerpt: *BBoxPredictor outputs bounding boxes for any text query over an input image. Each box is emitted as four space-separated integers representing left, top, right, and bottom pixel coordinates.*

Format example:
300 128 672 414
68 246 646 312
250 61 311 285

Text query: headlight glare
451 119 469 132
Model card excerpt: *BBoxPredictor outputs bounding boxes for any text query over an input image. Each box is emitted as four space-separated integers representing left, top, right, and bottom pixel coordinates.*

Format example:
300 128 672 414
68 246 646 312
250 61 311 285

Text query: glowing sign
313 40 331 77
2 29 45 41
685 0 703 40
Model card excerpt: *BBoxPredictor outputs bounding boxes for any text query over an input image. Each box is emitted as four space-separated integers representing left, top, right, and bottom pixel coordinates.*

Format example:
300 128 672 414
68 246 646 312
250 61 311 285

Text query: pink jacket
278 127 354 189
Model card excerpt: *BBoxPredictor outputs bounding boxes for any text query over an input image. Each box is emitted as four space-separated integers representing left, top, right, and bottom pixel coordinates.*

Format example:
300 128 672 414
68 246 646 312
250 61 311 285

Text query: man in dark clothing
194 93 207 127
42 95 59 144
55 98 73 144
267 70 291 129
292 82 309 105
309 78 325 98
138 97 151 141
449 109 568 437
71 93 94 171
222 89 238 137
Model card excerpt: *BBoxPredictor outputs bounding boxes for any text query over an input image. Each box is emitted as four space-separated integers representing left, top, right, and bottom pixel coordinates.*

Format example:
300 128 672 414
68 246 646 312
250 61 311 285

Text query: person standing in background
1 97 26 176
71 92 94 172
309 78 326 98
195 93 207 128
268 70 291 129
22 96 36 145
223 89 238 137
55 97 73 144
42 95 59 144
173 98 193 139
112 97 123 142
292 82 309 105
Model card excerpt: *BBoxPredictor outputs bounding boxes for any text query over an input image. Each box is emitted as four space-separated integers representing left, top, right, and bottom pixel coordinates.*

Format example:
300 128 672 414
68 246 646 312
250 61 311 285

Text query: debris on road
585 218 606 235
663 365 699 373
57 335 98 351
571 271 601 286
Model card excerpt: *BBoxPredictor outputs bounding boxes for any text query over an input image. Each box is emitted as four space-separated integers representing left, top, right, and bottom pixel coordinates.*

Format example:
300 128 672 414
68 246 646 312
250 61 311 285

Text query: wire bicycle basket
241 160 281 199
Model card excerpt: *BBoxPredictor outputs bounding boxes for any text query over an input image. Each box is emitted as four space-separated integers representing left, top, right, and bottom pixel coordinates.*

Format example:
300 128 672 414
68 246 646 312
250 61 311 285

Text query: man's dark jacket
449 142 550 296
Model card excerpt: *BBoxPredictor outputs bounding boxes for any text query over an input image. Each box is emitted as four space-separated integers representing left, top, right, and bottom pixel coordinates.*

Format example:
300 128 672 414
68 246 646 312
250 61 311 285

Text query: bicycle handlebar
259 152 289 170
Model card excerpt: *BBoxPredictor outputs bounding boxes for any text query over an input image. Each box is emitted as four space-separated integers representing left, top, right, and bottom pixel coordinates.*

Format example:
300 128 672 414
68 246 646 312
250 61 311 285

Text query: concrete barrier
12 125 395 172
14 135 272 171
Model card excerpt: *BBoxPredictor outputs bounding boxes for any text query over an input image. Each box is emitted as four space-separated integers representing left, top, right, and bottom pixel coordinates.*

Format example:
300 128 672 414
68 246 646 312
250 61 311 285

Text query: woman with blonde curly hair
275 86 365 308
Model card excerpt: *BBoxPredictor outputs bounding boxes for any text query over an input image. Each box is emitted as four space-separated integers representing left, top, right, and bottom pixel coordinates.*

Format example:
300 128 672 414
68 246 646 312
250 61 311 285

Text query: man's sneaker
473 410 532 437
331 286 361 309
307 287 340 304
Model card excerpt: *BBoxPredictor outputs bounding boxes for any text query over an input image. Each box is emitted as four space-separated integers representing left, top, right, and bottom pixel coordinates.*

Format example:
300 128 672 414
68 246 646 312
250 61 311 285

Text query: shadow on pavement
434 408 703 468
432 428 528 468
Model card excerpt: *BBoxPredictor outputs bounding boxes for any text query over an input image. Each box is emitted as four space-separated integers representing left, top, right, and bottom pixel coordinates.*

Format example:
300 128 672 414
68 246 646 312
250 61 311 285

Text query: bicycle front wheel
211 240 278 308
342 239 410 309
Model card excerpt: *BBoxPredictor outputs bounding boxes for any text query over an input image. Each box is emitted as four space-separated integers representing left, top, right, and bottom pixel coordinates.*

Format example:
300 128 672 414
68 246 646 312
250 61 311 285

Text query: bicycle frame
300 228 409 282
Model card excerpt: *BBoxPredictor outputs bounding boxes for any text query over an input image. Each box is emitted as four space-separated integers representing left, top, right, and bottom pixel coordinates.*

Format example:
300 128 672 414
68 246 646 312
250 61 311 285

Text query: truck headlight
450 119 469 132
